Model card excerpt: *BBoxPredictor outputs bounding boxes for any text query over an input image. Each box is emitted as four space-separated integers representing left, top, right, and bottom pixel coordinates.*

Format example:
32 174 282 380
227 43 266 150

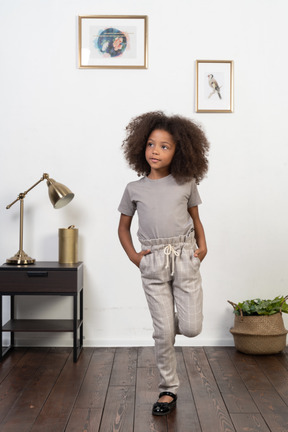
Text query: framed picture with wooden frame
196 60 234 113
78 15 148 69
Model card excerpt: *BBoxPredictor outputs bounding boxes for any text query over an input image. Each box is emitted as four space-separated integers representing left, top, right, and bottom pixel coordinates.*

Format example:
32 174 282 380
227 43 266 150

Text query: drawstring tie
164 244 179 276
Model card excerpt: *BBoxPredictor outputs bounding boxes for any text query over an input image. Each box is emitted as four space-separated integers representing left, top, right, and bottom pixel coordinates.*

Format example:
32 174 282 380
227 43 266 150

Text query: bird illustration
208 74 222 99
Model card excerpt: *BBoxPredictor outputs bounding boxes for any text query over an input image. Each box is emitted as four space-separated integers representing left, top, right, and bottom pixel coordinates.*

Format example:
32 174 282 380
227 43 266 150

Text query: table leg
80 288 83 350
11 296 14 347
73 293 77 362
0 296 2 360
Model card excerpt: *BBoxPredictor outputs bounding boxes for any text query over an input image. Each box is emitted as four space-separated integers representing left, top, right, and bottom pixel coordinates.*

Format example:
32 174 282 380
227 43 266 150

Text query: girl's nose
152 146 159 154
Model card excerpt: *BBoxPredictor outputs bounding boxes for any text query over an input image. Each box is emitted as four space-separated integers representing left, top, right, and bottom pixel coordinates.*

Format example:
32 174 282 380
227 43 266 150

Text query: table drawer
0 270 79 293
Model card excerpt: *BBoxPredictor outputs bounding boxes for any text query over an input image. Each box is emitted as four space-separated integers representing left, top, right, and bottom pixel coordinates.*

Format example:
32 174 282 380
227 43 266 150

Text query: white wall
1 0 288 348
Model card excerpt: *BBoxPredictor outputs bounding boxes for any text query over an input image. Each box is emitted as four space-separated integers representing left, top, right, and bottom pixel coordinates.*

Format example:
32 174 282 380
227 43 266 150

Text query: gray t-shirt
118 174 201 241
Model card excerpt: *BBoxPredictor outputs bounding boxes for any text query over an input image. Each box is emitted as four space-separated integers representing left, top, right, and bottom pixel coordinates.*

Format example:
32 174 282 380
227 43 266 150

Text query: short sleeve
187 180 202 208
118 184 136 216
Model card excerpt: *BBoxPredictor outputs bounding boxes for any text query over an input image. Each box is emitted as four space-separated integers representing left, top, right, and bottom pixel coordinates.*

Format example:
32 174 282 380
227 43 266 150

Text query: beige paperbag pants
140 231 203 394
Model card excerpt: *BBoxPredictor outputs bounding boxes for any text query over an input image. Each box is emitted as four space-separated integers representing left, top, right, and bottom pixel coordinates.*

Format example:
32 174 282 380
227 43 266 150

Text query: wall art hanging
196 60 234 113
78 15 148 69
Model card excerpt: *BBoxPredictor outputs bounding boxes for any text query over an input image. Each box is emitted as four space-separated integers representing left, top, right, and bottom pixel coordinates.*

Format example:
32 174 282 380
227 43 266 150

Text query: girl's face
145 129 176 179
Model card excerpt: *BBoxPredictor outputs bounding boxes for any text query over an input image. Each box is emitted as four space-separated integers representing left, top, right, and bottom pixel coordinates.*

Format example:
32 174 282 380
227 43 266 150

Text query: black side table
0 261 83 362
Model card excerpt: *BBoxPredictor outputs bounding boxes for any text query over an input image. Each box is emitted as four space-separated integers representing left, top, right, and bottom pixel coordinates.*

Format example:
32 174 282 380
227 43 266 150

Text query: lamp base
6 249 35 265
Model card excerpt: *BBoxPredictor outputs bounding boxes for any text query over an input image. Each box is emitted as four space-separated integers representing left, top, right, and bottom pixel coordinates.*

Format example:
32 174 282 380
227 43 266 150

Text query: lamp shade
47 178 74 209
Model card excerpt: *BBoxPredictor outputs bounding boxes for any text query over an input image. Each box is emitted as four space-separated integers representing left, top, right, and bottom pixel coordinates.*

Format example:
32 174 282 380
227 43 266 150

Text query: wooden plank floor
1 346 288 431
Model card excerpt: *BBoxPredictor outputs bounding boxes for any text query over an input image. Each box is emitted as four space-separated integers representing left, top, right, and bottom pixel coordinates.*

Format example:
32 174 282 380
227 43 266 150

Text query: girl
118 111 209 416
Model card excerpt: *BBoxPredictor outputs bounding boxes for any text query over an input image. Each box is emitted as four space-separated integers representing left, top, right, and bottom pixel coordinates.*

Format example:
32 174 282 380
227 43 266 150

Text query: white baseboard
11 334 234 348
83 337 234 347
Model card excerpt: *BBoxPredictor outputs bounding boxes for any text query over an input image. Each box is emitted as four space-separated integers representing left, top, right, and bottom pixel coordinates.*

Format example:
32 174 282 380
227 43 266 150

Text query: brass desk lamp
6 173 74 265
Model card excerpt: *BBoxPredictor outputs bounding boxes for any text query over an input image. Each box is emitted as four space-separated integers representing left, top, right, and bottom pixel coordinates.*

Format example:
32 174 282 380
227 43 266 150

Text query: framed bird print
78 15 148 69
196 60 234 113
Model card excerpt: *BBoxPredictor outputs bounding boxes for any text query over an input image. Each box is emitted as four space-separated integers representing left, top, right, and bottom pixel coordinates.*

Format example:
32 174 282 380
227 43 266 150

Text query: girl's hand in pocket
194 247 207 262
133 249 151 267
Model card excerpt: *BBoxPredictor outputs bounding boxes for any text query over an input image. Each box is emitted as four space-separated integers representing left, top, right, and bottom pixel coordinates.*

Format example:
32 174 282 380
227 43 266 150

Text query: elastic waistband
141 229 195 250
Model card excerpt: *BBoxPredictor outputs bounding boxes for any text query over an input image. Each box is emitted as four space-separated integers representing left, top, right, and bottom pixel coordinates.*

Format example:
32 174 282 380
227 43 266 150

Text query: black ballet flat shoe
152 391 177 416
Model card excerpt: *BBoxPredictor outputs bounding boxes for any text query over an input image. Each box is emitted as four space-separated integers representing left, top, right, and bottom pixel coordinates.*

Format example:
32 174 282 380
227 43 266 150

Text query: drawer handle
27 272 48 277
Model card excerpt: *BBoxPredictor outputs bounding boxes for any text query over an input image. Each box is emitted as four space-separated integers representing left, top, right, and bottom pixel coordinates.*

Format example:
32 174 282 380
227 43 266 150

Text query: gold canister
59 226 78 263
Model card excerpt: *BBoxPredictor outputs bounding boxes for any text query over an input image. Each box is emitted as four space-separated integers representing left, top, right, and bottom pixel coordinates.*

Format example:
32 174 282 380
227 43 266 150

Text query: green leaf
229 296 288 316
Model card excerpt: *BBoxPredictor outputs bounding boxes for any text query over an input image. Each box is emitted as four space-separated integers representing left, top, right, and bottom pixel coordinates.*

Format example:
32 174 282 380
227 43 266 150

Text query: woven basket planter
228 300 288 355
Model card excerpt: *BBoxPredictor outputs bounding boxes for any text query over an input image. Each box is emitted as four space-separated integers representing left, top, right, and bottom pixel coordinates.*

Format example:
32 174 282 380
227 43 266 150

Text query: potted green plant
228 295 288 354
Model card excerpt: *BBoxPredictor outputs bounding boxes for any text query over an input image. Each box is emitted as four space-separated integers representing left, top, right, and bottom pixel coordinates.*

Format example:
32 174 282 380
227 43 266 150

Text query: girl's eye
147 142 154 147
162 145 168 150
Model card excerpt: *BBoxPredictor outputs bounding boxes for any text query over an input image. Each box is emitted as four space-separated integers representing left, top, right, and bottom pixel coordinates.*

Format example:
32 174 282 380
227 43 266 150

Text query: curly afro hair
122 111 209 184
